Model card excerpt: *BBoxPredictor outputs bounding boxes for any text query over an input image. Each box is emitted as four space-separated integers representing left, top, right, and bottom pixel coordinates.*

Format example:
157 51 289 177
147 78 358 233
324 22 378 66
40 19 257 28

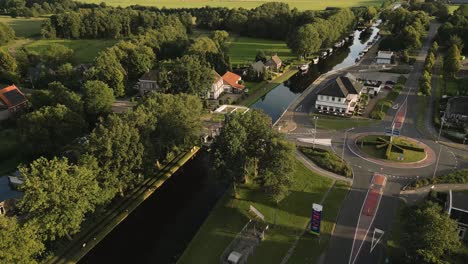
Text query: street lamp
437 115 445 142
342 127 355 164
312 116 319 149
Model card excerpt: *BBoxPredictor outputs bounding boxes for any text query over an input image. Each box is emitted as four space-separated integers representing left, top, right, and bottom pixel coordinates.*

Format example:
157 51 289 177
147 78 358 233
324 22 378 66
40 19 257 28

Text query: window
332 97 335 101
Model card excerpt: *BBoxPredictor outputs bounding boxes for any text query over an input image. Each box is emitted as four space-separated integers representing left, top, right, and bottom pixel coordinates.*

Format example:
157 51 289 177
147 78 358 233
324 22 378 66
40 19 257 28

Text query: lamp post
432 144 442 179
342 127 355 164
437 115 445 142
312 116 318 149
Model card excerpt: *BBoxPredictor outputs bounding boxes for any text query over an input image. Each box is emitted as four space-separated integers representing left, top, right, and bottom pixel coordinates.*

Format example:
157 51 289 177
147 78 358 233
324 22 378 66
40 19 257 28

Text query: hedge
299 147 352 177
405 169 468 190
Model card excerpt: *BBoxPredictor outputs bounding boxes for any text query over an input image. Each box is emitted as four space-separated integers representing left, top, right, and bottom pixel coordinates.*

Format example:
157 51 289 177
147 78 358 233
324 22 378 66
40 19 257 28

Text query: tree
114 41 155 79
443 44 461 79
18 156 100 241
87 114 144 200
41 43 73 69
0 50 17 72
0 22 15 45
167 55 214 97
211 30 230 47
17 104 87 157
400 201 461 263
288 23 322 57
82 80 115 119
448 35 464 52
188 37 220 55
87 49 126 97
0 217 44 264
30 82 83 114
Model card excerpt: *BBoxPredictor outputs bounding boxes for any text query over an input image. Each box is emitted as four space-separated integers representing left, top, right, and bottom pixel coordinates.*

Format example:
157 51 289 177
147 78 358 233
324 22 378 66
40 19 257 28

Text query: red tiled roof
222 71 245 90
0 85 28 108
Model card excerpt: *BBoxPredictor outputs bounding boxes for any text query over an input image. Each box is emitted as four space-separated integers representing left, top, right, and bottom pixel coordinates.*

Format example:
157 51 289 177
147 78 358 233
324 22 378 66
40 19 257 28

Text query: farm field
227 36 295 65
24 39 118 64
0 15 45 38
81 0 383 10
178 158 349 264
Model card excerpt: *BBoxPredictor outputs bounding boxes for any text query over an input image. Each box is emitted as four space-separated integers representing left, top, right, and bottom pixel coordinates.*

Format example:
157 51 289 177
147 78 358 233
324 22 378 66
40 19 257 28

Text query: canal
251 21 381 122
79 151 227 264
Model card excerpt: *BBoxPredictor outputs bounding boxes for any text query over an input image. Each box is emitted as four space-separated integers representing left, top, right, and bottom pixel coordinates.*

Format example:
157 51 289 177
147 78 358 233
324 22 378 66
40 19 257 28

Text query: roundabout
346 132 437 169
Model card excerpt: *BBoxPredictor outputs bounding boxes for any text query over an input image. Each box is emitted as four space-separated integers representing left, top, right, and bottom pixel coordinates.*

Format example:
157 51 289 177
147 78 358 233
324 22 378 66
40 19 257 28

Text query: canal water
79 151 227 264
251 22 381 123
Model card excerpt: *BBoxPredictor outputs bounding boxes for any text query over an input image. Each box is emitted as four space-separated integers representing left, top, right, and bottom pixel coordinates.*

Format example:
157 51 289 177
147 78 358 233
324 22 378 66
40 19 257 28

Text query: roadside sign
370 228 385 253
310 203 323 235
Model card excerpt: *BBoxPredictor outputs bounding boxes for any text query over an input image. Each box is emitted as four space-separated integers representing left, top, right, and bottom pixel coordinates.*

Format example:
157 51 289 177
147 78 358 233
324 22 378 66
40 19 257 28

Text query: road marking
370 228 385 253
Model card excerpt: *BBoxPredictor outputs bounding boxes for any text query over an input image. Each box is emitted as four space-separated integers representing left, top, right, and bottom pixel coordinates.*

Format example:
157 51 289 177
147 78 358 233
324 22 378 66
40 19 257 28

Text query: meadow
81 0 383 10
227 36 295 65
0 15 45 38
24 39 118 64
178 158 349 263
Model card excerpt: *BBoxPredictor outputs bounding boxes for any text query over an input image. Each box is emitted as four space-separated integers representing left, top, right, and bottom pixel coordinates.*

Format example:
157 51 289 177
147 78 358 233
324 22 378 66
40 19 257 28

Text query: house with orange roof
222 71 245 94
0 85 28 119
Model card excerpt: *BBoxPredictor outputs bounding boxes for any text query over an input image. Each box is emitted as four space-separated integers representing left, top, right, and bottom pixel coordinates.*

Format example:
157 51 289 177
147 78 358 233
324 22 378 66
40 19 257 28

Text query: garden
357 135 427 162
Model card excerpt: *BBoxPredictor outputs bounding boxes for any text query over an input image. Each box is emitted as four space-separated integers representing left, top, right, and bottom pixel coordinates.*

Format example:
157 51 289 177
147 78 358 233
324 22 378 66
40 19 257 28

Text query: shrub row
299 146 352 177
405 169 468 190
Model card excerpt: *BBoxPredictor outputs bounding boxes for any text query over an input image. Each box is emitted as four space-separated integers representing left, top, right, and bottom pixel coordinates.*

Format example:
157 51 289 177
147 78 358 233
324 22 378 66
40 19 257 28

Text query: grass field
448 5 460 14
0 16 45 38
227 36 295 65
24 39 118 64
178 158 350 264
81 0 382 10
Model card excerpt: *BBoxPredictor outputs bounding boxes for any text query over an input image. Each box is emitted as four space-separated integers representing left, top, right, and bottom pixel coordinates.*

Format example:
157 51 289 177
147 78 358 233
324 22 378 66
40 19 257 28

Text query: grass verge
178 158 345 264
287 180 350 263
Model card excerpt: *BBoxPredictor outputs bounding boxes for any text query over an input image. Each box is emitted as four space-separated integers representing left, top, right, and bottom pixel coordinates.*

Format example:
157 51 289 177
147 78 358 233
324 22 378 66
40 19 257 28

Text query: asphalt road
277 21 467 264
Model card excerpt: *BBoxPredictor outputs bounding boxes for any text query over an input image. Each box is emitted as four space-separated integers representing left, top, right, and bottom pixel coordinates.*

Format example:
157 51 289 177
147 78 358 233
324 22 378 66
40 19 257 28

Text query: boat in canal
312 57 320 64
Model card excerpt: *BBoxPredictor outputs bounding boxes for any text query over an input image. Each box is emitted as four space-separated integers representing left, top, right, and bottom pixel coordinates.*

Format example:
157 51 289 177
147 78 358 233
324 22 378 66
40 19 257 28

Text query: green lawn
81 0 383 10
0 16 45 38
358 135 426 162
24 39 118 64
287 181 350 263
448 5 460 14
310 114 379 130
178 159 349 264
227 36 295 66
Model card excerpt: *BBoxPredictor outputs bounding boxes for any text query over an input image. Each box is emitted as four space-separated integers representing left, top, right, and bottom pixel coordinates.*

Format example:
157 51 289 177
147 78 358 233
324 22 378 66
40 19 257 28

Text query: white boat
312 57 320 64
299 64 309 71
320 51 327 58
345 37 349 41
327 48 333 55
334 42 342 48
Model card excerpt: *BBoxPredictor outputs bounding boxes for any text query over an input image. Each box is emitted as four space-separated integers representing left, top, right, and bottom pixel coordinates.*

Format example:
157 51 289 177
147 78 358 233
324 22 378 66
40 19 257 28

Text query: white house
207 71 224 100
315 73 363 116
376 51 393 64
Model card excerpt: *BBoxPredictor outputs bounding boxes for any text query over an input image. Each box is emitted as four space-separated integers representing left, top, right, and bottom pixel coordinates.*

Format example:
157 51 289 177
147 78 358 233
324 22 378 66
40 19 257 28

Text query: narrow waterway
251 22 381 122
79 151 227 264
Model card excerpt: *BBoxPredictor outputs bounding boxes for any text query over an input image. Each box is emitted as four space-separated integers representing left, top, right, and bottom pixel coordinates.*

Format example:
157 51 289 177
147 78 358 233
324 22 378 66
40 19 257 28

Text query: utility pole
312 116 318 149
342 127 355 164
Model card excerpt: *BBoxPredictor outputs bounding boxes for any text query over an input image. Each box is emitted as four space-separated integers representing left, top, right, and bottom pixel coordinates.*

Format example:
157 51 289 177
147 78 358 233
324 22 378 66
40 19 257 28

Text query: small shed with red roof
0 85 28 115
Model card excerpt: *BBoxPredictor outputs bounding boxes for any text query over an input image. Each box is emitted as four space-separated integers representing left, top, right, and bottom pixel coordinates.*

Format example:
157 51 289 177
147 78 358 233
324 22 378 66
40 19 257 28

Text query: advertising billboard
310 203 323 235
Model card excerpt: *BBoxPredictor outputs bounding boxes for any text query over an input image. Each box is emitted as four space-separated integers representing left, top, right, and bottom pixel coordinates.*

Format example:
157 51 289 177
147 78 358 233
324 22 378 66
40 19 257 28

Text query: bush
299 147 352 177
370 110 385 120
405 169 468 190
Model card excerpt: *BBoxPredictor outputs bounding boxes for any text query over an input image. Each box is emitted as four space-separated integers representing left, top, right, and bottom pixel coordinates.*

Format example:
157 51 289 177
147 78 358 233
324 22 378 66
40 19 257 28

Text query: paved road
276 20 468 264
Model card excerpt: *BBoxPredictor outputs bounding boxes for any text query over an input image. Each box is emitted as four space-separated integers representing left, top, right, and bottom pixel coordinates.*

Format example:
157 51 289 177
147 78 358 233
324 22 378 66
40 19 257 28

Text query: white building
207 71 224 100
315 73 363 116
376 51 393 64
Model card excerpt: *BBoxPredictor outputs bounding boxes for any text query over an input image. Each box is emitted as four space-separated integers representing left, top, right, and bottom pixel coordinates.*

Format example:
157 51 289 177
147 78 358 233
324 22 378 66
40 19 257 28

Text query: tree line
419 41 438 96
438 5 468 54
42 8 192 39
379 6 430 51
0 0 81 17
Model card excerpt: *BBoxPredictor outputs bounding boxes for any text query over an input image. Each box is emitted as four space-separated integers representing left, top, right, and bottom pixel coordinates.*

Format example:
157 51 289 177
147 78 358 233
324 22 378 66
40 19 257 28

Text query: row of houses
137 70 245 100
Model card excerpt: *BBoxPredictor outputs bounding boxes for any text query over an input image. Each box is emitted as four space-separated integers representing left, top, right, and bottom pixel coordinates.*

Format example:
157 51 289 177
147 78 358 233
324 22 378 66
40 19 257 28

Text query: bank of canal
79 151 228 264
251 22 381 122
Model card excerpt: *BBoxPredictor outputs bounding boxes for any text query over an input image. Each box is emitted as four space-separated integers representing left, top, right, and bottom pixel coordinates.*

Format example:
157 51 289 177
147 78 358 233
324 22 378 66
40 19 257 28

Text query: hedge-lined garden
298 147 352 177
